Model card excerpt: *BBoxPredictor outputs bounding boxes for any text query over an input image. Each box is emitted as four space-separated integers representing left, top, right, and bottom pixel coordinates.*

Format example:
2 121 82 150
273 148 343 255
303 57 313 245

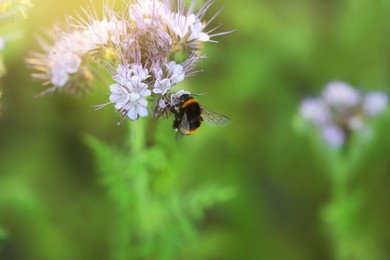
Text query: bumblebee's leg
173 118 181 129
169 107 180 116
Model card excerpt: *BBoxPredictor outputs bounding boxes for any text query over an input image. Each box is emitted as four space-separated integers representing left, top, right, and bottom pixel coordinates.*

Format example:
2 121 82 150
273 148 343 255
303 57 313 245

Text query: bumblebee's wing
176 112 191 139
201 108 230 126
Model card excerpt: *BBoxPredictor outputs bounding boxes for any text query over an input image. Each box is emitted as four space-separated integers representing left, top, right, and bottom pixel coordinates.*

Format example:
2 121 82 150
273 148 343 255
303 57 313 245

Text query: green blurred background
2 0 390 259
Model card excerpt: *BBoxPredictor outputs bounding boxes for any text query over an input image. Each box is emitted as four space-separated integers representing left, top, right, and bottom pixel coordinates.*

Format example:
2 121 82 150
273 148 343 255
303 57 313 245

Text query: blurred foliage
84 119 235 259
1 0 390 259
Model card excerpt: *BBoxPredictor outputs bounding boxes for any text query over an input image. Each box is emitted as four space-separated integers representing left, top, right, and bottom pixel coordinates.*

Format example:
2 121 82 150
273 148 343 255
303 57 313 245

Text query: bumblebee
154 91 230 137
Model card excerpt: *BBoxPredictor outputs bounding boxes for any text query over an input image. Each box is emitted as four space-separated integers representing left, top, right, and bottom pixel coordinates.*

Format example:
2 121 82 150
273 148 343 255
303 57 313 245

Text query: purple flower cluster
27 0 232 122
300 81 388 148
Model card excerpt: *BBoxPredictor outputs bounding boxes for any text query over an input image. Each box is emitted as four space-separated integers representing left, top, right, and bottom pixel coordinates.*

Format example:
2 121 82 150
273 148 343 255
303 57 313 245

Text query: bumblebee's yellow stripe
181 98 198 108
179 127 200 135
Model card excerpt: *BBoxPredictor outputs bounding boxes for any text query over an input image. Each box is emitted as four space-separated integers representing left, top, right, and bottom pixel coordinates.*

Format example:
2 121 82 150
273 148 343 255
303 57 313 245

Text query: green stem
128 116 159 153
146 117 158 147
129 119 146 154
333 162 348 200
324 159 360 260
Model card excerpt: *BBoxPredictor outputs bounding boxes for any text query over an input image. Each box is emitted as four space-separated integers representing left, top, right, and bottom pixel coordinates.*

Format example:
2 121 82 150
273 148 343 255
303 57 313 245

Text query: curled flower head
129 0 167 24
80 9 128 50
27 0 232 133
299 81 388 148
26 27 95 94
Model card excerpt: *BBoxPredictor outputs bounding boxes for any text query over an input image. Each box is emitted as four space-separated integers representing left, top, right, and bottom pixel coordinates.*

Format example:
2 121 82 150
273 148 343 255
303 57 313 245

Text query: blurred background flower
299 81 388 148
0 0 31 118
2 0 390 259
1 0 28 75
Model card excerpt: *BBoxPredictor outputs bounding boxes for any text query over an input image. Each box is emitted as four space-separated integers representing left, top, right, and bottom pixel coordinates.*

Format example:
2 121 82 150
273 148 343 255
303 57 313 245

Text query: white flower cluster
300 81 388 148
84 16 127 47
109 64 151 120
153 61 185 95
106 59 186 120
28 0 231 122
48 30 91 87
128 0 213 43
27 29 92 89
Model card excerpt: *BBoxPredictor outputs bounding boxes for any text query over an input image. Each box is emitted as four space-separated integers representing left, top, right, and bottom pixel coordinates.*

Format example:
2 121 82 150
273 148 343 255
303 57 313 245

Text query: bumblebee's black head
178 94 193 103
